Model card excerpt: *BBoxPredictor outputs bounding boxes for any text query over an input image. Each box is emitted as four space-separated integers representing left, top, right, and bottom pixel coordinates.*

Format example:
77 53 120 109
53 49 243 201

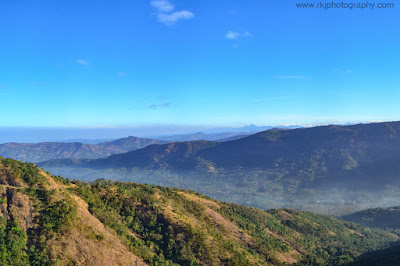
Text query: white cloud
225 30 240 40
76 59 89 65
157 11 194 26
150 0 194 26
151 0 174 12
225 30 252 40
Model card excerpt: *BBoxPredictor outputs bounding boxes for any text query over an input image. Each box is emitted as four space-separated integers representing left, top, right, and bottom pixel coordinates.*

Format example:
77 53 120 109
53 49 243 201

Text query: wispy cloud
151 0 174 12
151 0 194 26
225 30 252 40
275 75 305 79
157 11 194 26
76 59 89 65
117 72 127 77
225 31 240 40
0 86 5 89
148 102 171 110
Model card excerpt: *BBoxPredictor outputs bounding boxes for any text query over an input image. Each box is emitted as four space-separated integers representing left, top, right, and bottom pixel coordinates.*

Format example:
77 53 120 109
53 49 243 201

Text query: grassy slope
0 157 145 265
1 156 399 265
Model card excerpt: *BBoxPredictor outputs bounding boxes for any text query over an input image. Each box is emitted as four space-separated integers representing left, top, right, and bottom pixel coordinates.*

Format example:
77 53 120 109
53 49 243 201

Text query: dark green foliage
39 199 77 234
0 218 29 265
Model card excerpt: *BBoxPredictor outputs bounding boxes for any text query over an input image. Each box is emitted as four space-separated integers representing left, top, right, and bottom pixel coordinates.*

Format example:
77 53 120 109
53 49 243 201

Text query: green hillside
1 156 399 265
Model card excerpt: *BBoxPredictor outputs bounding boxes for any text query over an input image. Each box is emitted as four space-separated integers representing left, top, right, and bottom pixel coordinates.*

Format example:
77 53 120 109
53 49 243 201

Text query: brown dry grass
7 190 36 231
0 186 7 219
39 170 75 190
179 192 254 247
46 195 146 266
178 191 220 209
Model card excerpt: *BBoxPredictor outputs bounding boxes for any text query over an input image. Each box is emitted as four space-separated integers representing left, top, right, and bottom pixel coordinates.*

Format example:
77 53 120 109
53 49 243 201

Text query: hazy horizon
0 119 387 143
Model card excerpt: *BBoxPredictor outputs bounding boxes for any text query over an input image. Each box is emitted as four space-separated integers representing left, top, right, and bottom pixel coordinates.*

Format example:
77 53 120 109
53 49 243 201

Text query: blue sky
1 0 399 128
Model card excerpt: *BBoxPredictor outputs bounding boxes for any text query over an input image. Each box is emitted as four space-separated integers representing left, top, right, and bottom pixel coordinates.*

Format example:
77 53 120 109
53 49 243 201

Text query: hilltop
1 156 399 265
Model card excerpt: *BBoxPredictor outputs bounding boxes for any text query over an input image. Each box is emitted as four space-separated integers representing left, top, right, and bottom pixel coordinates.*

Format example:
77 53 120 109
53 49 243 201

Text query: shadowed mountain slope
42 121 400 189
341 206 400 230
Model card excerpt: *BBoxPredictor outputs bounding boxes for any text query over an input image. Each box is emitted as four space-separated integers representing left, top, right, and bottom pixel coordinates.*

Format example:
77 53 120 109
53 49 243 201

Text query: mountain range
0 136 165 163
157 125 302 142
1 156 400 265
0 131 262 163
39 121 400 215
157 131 252 142
43 121 400 175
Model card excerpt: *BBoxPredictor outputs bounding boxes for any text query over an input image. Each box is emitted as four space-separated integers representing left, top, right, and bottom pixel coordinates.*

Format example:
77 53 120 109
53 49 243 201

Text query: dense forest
1 156 400 265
